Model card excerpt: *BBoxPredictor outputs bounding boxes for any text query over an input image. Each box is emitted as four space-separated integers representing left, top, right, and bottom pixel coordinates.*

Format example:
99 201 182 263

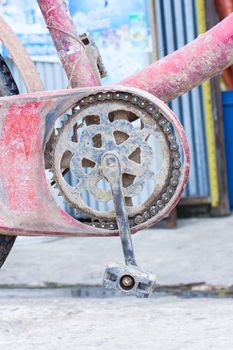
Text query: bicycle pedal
103 263 156 298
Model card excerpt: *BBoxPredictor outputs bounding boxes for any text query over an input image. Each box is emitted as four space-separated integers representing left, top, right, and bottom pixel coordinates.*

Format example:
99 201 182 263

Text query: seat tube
37 0 100 88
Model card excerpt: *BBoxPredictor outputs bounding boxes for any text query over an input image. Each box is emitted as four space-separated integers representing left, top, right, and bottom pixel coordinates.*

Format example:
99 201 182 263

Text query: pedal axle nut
120 275 135 290
103 263 156 298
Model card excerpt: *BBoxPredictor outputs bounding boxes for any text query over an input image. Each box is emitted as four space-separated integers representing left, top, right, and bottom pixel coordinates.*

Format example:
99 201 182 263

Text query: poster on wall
0 0 57 59
0 0 152 82
69 0 152 83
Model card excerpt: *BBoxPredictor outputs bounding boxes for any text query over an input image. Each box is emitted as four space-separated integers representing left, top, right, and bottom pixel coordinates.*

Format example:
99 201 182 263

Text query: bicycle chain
49 91 181 230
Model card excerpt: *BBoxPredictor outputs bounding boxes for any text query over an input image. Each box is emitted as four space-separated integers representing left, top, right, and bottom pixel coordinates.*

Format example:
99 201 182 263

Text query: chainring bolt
104 155 117 167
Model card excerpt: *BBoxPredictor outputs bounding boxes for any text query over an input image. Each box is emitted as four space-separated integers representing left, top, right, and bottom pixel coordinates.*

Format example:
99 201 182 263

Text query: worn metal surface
101 152 137 266
37 0 100 88
121 13 233 102
0 16 44 92
0 85 189 237
50 90 183 230
103 262 156 298
80 33 107 80
101 152 156 297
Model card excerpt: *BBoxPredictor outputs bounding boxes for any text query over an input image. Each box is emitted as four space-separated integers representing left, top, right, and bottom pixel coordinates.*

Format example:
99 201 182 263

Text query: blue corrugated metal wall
155 0 209 198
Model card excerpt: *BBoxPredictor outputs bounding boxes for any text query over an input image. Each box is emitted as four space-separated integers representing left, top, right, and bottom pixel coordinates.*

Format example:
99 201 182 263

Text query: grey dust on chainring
49 91 182 230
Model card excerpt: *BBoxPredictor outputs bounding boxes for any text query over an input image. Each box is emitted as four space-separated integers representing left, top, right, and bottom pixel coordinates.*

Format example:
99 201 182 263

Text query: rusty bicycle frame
0 0 232 239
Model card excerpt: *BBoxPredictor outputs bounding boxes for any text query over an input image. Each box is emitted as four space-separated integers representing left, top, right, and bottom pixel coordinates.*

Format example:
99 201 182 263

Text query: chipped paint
0 86 189 237
0 8 233 238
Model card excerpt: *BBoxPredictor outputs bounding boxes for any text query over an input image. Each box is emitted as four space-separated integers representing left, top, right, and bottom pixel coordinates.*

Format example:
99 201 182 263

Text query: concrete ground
1 297 233 350
1 216 233 287
0 216 233 349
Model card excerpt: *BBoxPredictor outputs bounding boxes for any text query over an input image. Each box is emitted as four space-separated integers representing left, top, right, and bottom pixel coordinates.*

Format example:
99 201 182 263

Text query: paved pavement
0 216 233 349
1 297 233 350
1 216 233 287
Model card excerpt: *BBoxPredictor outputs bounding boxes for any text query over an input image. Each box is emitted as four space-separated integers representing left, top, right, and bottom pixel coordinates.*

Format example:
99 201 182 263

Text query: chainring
49 90 183 230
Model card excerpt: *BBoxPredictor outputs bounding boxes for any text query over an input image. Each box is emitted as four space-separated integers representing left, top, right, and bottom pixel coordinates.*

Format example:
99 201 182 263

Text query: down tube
37 0 100 88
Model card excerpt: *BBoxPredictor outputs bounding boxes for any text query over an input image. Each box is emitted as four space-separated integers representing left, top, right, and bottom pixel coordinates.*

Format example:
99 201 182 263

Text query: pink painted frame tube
37 0 100 88
121 14 233 102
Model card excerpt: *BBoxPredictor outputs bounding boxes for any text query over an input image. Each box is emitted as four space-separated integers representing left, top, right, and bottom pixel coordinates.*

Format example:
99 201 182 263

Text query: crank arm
101 152 156 298
101 152 137 266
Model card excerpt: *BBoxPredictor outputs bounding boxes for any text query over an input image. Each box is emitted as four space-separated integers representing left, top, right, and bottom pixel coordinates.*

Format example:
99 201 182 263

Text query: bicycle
0 0 232 297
